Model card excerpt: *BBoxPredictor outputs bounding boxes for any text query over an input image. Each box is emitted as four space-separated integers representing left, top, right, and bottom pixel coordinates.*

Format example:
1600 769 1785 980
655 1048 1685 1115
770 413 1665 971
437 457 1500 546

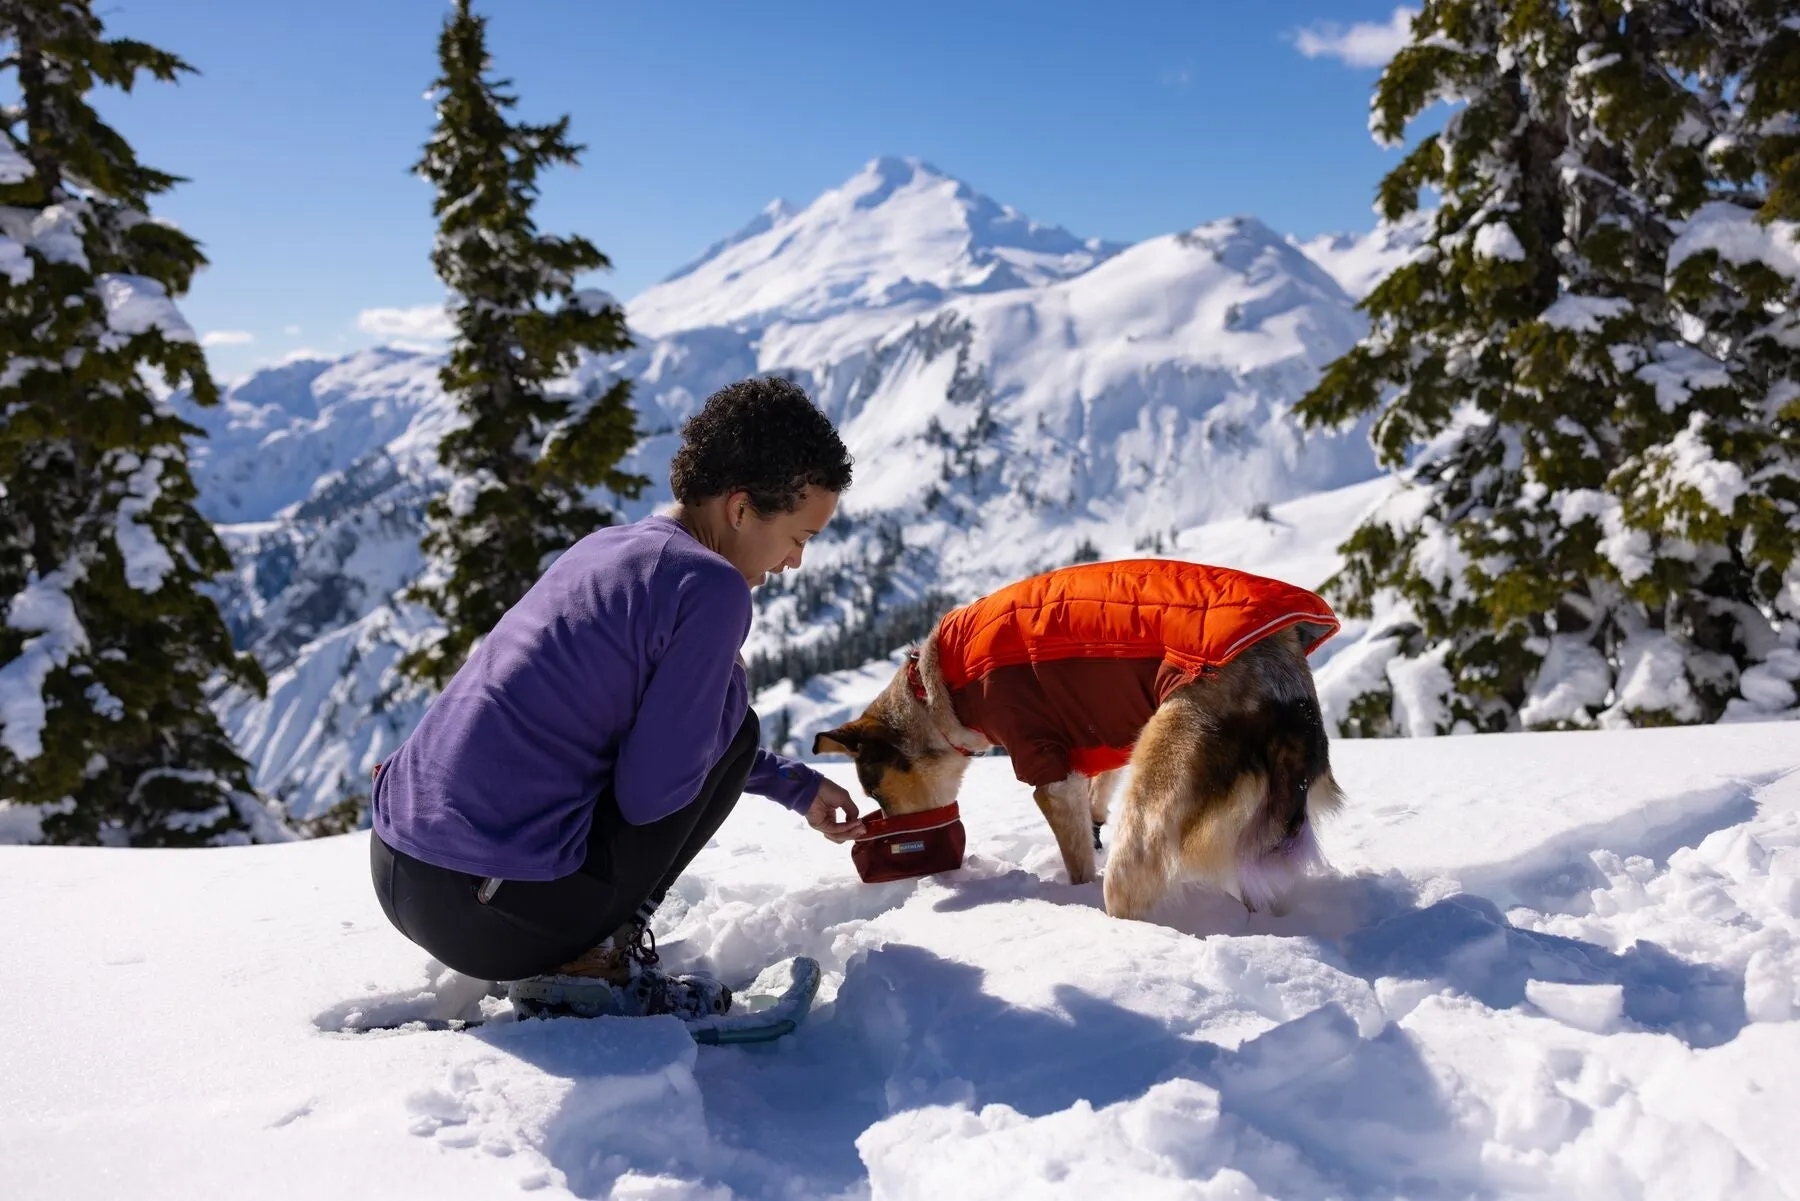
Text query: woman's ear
725 488 753 530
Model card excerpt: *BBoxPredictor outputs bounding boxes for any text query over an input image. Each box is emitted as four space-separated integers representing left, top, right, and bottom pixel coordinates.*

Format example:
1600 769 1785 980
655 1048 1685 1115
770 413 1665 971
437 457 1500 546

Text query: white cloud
356 304 453 341
275 347 334 365
283 324 302 336
222 347 337 386
1294 6 1416 68
200 329 254 347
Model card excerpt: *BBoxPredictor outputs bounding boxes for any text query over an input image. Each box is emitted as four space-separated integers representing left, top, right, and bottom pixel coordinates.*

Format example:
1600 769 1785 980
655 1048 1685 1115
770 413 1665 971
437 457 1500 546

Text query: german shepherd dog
812 562 1345 921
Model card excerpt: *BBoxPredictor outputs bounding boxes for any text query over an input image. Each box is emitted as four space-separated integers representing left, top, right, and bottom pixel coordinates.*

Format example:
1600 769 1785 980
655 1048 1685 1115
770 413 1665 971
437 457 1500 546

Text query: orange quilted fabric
935 559 1340 690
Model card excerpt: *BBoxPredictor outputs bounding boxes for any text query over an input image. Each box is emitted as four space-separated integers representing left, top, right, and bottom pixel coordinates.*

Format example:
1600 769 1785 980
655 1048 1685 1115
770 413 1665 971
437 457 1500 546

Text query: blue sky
89 0 1419 379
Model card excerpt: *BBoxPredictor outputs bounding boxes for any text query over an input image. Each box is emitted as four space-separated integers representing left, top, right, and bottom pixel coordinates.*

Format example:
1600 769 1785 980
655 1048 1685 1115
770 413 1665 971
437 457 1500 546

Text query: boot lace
627 922 661 970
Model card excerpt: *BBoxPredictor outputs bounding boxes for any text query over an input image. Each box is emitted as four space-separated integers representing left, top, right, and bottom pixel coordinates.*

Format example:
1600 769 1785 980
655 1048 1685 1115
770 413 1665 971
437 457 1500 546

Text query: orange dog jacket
931 559 1339 787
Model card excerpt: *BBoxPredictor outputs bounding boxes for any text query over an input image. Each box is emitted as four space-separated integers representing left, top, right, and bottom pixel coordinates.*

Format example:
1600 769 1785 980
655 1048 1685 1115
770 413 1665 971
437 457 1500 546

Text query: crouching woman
368 377 865 1017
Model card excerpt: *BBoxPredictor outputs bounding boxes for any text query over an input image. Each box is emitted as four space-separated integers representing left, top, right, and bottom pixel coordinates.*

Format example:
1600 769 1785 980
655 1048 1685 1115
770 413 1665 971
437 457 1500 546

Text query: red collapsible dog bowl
850 803 966 883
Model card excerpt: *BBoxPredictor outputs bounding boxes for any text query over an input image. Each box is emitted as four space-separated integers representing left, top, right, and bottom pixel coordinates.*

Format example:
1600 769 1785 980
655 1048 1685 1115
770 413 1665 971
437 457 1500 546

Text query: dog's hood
934 559 1340 689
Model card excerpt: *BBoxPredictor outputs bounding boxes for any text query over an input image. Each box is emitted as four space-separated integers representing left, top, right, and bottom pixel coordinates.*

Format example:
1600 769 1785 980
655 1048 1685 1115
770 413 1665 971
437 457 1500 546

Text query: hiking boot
506 920 732 1020
548 918 653 986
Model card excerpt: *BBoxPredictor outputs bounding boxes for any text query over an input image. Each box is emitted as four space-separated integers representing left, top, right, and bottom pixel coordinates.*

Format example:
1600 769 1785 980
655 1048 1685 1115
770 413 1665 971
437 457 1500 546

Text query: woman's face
723 486 840 587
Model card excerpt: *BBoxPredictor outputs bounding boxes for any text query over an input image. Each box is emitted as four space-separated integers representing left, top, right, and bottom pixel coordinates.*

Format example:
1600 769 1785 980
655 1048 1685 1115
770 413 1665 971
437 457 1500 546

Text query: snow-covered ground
6 722 1798 1200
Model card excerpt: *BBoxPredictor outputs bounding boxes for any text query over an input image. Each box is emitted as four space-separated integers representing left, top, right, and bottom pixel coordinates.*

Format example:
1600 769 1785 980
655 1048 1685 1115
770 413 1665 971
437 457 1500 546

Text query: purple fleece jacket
371 514 823 881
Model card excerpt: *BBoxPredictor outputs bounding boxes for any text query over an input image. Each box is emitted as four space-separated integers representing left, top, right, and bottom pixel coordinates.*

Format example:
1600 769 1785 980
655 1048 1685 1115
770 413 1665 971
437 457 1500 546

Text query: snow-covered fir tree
1298 0 1799 735
0 2 277 845
402 0 647 688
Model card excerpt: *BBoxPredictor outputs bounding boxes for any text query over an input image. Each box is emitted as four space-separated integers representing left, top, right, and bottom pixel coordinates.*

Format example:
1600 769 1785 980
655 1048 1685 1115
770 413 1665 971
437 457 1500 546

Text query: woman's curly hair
669 376 854 513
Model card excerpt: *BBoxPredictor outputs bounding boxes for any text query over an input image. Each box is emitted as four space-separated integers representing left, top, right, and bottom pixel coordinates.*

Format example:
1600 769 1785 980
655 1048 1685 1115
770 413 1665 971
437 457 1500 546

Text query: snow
1572 48 1623 77
1736 650 1800 717
0 235 32 285
661 198 798 284
177 163 1379 570
573 287 619 315
0 795 66 842
0 136 34 183
97 273 198 344
26 202 89 268
1669 202 1800 281
444 475 481 518
627 157 1124 337
1661 412 1747 516
225 603 436 809
1473 221 1526 262
1411 518 1471 596
179 347 449 523
1173 477 1394 606
0 566 89 762
1314 627 1405 732
1637 342 1731 413
1540 294 1629 333
1524 980 1624 1033
1609 631 1702 725
1386 642 1457 736
5 724 1799 1198
763 210 1377 567
859 1079 1265 1200
1519 635 1612 728
84 680 124 721
1556 489 1654 584
113 452 176 592
1291 210 1431 300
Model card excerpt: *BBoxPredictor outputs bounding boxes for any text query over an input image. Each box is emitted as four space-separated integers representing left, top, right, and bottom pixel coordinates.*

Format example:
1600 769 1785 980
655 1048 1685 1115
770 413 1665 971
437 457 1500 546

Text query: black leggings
370 710 759 982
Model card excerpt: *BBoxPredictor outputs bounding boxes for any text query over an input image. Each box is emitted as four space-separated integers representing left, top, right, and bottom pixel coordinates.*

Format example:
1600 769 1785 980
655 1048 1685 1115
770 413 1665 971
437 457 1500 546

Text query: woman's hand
806 777 866 843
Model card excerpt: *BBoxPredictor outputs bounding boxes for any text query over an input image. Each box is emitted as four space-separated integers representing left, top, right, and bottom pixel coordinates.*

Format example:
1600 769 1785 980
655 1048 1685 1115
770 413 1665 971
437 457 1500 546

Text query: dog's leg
1033 777 1097 885
1088 769 1121 849
1103 702 1201 921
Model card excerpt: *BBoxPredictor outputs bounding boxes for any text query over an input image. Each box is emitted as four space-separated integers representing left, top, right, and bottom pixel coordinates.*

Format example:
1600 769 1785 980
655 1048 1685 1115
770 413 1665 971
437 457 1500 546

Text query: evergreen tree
402 0 647 688
0 2 274 845
1298 0 1799 735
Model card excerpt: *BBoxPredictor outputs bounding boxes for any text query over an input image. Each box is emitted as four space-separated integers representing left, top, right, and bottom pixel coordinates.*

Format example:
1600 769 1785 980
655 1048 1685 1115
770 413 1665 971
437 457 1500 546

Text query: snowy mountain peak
1162 215 1362 312
1290 209 1432 300
843 153 937 204
627 155 1125 337
659 197 799 285
1180 214 1337 278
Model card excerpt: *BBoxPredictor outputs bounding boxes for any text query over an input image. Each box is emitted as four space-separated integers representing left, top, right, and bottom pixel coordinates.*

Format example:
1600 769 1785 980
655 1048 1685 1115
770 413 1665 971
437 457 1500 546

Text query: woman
370 376 864 1018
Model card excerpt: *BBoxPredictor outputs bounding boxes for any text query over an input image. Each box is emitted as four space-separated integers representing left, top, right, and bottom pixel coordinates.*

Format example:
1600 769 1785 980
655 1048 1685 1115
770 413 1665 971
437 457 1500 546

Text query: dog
812 558 1346 920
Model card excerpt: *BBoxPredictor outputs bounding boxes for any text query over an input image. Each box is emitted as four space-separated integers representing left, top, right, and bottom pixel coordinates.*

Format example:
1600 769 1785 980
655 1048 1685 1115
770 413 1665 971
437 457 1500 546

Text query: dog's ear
813 723 867 757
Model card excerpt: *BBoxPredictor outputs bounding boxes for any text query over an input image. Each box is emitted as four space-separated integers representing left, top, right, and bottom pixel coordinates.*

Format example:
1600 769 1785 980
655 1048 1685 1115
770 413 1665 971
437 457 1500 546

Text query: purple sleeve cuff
747 748 824 813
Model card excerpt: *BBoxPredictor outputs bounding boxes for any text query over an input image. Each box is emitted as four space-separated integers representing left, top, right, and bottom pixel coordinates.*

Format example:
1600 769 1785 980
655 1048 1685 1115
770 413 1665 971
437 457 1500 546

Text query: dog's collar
907 651 978 758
